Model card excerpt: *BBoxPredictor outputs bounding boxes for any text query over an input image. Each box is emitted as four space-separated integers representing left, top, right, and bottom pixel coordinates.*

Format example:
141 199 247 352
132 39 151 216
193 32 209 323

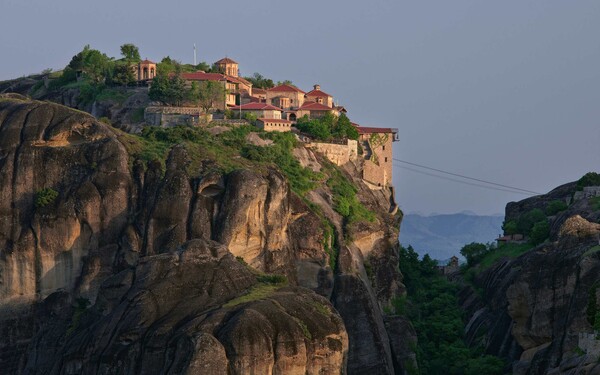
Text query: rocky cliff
460 182 600 374
0 96 414 374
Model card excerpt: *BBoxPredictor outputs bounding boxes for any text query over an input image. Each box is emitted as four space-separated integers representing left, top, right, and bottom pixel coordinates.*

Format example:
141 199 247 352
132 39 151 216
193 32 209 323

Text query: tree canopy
68 45 112 83
296 113 358 141
148 73 187 106
245 72 275 89
188 81 226 113
120 43 141 62
397 246 506 375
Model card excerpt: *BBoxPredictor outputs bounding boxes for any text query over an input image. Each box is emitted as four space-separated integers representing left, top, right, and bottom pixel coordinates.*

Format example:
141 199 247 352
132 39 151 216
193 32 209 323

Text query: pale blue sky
2 0 599 215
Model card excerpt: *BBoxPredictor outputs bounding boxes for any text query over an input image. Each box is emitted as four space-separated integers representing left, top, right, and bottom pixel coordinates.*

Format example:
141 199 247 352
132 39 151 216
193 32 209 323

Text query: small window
382 145 385 151
385 157 388 162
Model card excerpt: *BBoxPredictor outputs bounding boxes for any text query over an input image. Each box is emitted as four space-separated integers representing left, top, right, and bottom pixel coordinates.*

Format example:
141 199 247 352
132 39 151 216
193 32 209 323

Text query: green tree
243 112 257 123
296 115 331 140
529 220 549 245
332 113 359 140
156 56 179 76
196 61 211 72
120 43 141 62
460 242 490 266
245 72 275 89
149 73 187 106
276 79 294 86
545 200 568 215
517 208 546 235
111 61 136 86
189 80 226 113
67 45 112 83
577 172 600 190
397 245 505 375
502 220 518 235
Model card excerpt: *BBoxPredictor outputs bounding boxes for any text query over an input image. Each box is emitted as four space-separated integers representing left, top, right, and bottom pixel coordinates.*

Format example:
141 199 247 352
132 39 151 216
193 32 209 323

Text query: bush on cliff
545 200 568 215
577 172 600 190
35 188 59 208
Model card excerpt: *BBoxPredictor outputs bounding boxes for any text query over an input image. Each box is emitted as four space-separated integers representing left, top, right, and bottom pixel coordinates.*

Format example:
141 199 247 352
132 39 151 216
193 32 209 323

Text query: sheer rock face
0 97 410 374
461 195 600 375
0 98 132 303
22 239 348 375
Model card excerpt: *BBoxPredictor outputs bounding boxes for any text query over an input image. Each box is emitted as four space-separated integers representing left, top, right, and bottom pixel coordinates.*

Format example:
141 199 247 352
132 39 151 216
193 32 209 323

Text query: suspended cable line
393 158 543 195
394 164 536 195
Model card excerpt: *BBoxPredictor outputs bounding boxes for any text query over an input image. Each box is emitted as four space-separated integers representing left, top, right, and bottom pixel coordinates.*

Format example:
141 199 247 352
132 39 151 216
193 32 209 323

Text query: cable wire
393 158 542 195
394 164 536 195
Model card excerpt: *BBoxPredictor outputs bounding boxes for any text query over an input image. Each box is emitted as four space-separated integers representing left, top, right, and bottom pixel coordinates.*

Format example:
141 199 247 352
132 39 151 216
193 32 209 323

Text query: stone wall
144 106 211 127
306 139 357 166
573 186 600 202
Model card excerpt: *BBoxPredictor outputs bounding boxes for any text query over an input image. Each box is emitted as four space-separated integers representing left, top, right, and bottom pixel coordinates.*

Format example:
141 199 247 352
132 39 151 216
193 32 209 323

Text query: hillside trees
149 73 187 106
460 242 491 267
120 43 141 62
68 45 112 83
111 61 136 86
245 72 274 89
188 81 226 113
397 246 505 374
296 113 358 141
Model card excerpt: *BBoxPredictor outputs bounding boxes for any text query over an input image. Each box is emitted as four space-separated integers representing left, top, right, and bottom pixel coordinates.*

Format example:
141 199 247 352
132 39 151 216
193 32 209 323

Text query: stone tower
215 57 239 77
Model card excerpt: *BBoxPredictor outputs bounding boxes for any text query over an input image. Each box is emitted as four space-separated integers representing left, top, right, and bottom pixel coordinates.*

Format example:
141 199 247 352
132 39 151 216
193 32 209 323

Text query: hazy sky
2 0 599 215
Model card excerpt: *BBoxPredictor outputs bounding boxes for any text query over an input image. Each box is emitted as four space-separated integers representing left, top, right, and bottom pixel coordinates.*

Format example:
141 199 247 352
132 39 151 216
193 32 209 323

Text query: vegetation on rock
397 246 505 375
577 172 600 190
296 113 359 141
35 188 59 208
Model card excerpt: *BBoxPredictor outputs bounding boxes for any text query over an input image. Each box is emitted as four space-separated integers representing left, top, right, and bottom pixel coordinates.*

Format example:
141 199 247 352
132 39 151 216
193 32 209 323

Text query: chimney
314 84 320 91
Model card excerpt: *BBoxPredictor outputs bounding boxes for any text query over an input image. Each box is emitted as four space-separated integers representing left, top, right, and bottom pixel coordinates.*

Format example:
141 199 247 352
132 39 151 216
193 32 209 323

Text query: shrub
577 172 600 190
545 200 568 215
325 163 375 224
35 188 59 208
502 220 518 235
98 117 111 125
517 208 546 235
460 242 490 267
530 220 549 245
256 274 287 284
243 112 257 123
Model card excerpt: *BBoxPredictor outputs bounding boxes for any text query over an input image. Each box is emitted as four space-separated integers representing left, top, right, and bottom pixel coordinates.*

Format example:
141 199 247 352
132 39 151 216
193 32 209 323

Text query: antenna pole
193 44 197 66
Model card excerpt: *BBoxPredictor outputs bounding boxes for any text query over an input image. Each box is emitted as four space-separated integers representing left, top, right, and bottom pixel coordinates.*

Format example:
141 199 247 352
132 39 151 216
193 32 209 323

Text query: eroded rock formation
460 185 600 375
0 97 412 374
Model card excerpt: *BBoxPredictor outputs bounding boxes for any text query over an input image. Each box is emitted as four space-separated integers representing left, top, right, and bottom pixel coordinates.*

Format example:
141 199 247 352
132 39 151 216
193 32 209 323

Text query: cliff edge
0 97 414 374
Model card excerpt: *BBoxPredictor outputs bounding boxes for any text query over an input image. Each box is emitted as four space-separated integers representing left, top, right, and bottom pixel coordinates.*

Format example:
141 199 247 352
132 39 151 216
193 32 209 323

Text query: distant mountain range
399 213 504 260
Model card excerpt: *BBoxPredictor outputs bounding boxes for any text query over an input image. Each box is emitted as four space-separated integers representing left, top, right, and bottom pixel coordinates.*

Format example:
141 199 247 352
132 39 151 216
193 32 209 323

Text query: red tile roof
215 57 238 64
297 101 333 111
305 89 331 98
257 118 292 124
180 72 251 86
139 59 156 65
231 102 282 111
181 72 227 82
268 84 305 94
253 88 267 95
229 75 252 86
